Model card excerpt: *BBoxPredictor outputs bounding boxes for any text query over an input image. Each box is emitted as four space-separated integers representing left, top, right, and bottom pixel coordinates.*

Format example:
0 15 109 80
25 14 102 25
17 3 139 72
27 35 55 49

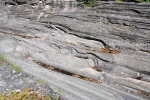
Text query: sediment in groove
33 60 102 84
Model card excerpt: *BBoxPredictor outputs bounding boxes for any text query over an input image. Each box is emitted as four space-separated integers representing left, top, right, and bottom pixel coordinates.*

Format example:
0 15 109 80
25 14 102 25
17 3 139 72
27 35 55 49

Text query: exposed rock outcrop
0 0 150 100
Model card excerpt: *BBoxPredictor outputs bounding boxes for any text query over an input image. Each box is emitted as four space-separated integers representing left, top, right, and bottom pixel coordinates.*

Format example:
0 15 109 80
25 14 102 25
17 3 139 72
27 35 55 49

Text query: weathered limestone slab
0 0 150 100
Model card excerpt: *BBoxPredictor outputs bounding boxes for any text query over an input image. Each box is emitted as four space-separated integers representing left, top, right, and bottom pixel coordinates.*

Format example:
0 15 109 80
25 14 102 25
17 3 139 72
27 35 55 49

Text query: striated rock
0 64 61 99
0 0 150 100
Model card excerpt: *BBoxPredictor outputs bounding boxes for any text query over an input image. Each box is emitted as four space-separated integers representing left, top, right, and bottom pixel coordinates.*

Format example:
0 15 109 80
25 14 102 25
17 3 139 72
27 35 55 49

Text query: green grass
11 64 23 72
0 54 9 63
54 88 63 95
137 0 150 2
0 54 23 72
0 88 51 100
79 0 99 7
131 25 136 28
85 3 95 7
116 0 122 2
38 79 48 85
115 0 150 2
146 0 150 2
51 95 59 100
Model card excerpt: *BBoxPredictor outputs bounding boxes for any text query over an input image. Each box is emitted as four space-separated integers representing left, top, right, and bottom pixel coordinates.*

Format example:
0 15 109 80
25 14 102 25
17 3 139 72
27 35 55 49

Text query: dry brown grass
0 88 51 100
86 48 120 54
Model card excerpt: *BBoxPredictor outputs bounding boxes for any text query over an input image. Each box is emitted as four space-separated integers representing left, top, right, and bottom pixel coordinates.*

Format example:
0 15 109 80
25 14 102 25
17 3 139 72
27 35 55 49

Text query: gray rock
0 64 61 99
0 0 150 100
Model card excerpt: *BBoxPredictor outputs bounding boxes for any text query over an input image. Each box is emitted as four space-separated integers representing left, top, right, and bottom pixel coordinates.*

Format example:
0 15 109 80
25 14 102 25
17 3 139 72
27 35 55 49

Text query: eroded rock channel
0 0 150 100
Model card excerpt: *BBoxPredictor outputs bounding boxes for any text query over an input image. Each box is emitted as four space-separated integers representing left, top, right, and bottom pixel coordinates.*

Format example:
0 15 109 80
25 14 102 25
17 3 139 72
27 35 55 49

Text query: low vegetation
115 0 150 2
137 0 150 2
11 64 23 73
0 54 9 63
79 0 97 7
0 54 60 100
0 54 23 72
79 0 150 7
0 54 9 66
54 88 64 95
38 79 48 85
0 88 51 100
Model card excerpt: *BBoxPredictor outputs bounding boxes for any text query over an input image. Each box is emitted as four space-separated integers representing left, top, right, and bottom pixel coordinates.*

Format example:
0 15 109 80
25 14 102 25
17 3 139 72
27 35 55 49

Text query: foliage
85 3 95 7
137 0 150 2
115 0 150 2
146 0 150 2
0 54 9 63
79 0 150 7
11 64 23 72
54 88 63 95
0 88 51 100
51 95 59 100
130 25 136 28
79 0 99 7
116 0 122 2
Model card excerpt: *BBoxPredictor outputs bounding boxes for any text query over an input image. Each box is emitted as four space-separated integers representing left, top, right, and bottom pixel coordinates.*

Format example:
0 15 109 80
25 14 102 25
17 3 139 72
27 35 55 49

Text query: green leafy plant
38 79 48 85
11 64 23 72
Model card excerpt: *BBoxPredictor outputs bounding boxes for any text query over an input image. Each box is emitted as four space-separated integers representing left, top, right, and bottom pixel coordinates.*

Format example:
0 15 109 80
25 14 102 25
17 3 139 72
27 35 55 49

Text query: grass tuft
54 88 64 95
51 95 59 100
0 54 9 63
79 0 99 7
116 0 122 2
137 0 150 2
38 79 48 85
11 64 23 72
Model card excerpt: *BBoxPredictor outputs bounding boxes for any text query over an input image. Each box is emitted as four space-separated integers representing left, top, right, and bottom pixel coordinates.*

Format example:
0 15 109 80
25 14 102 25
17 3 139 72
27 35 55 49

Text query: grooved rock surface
0 0 150 100
0 64 62 99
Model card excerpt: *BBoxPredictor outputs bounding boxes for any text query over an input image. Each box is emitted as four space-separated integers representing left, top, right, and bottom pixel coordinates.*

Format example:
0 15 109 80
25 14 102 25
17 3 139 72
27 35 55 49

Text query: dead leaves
86 48 120 54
